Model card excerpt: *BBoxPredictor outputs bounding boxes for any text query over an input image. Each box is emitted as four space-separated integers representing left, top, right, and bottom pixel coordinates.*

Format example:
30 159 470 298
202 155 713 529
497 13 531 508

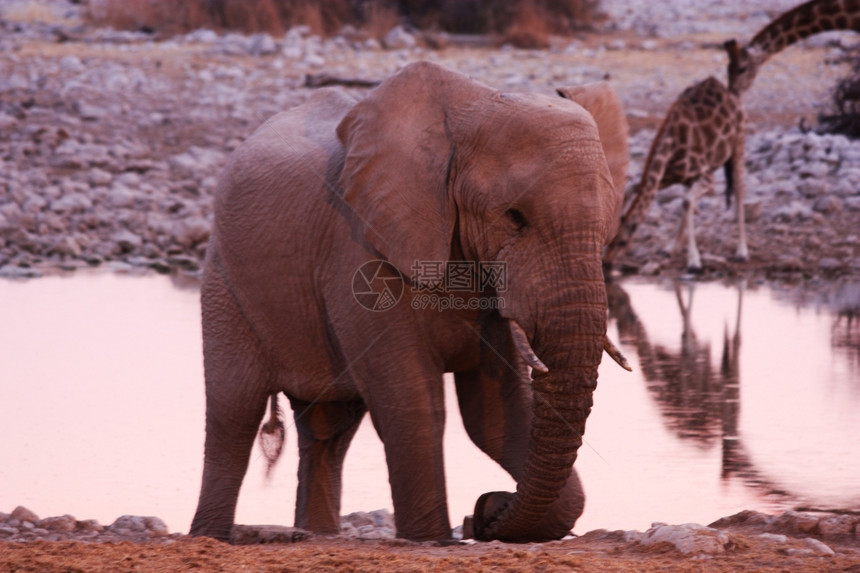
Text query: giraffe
728 0 860 94
605 0 860 273
602 56 748 273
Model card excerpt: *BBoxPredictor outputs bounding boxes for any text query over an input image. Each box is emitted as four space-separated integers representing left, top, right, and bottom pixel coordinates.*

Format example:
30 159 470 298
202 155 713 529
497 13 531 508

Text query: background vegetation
85 0 604 45
819 47 860 138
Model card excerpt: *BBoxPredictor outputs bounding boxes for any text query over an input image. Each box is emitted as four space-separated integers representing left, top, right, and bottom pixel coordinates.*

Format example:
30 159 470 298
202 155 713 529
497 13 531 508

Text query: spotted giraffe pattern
603 74 747 272
606 0 860 272
731 0 860 94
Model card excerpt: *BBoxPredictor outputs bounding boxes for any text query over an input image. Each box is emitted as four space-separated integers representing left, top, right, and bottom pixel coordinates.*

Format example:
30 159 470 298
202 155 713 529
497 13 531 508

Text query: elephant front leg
377 407 451 541
363 374 451 541
290 398 367 534
335 325 451 541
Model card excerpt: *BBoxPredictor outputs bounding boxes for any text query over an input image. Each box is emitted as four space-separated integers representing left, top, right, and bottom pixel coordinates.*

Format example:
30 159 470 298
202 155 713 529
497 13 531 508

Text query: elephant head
336 62 628 541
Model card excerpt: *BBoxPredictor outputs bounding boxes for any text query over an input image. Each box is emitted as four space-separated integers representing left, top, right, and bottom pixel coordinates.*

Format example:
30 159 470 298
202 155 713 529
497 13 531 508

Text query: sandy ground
2 533 860 572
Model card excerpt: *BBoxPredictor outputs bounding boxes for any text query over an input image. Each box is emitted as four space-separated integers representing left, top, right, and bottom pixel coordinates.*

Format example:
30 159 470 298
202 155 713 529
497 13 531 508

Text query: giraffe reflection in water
831 282 860 377
606 280 795 502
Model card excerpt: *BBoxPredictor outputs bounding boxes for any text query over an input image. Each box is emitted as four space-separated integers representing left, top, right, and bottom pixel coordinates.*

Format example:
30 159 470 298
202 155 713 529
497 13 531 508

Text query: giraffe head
603 187 640 266
724 39 761 95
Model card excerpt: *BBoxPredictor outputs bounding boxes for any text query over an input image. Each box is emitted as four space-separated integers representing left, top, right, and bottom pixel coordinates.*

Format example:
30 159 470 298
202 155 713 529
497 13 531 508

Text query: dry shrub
85 0 365 36
2 2 76 25
818 46 860 138
397 0 602 36
86 0 212 35
363 3 400 40
85 0 603 40
502 1 550 49
217 0 286 36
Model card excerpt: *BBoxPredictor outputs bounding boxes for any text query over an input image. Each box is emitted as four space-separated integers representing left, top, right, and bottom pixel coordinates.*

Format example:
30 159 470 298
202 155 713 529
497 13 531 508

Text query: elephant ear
556 82 629 240
337 62 490 283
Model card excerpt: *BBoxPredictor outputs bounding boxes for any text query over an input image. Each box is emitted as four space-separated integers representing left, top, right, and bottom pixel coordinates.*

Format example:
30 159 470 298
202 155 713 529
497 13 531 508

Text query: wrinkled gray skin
189 61 628 543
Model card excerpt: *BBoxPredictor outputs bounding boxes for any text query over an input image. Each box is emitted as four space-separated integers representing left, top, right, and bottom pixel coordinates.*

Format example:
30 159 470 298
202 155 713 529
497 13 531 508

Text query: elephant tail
259 393 285 479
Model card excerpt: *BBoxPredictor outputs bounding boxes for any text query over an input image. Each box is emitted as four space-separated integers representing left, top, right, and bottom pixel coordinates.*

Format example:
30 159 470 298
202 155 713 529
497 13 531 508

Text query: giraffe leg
684 173 715 273
662 193 689 259
731 129 749 262
685 198 702 273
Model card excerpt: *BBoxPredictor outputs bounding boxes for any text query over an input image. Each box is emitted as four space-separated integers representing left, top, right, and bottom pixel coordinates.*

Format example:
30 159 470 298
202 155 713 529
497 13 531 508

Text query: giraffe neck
749 0 860 65
621 119 673 231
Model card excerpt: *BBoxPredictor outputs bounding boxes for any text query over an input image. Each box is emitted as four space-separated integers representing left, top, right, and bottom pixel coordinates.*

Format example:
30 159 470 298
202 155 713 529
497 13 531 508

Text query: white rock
818 514 858 537
10 506 39 524
770 510 820 534
383 26 416 50
185 29 219 44
640 523 729 555
803 537 835 556
50 236 82 258
88 168 113 186
282 44 302 59
38 515 77 533
78 103 106 121
105 184 137 208
755 533 788 543
248 33 278 56
304 53 325 67
813 195 842 214
772 201 814 222
112 230 143 252
109 515 168 535
60 55 84 73
52 193 93 214
172 216 211 248
0 112 18 129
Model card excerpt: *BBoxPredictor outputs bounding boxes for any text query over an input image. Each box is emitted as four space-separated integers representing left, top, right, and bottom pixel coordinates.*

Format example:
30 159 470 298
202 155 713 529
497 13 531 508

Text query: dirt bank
1 0 859 570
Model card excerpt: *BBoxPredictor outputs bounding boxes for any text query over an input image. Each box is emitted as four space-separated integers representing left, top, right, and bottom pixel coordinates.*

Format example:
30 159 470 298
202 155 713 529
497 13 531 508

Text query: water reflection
605 278 860 518
609 280 732 446
1 272 858 535
831 282 860 380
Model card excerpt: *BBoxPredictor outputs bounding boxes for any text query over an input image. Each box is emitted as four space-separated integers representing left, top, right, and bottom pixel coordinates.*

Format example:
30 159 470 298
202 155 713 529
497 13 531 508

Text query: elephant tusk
509 320 549 374
604 336 632 371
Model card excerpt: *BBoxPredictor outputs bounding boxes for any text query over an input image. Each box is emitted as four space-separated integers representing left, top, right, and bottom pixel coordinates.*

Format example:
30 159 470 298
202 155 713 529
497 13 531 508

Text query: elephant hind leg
190 265 276 541
290 398 367 534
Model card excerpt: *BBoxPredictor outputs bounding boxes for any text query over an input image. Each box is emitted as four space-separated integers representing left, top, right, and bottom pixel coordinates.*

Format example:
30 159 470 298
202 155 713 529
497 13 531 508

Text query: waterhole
1 272 858 534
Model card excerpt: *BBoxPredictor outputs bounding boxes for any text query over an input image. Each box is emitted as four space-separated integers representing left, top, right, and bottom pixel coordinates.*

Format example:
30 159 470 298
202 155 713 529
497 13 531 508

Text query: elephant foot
472 491 515 541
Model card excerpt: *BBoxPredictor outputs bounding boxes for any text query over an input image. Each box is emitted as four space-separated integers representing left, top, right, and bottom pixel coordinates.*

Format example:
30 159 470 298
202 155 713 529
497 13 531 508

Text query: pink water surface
1 272 858 534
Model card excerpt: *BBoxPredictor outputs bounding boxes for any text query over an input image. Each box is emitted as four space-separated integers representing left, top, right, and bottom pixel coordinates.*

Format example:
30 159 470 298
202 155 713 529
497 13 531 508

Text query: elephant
189 61 630 543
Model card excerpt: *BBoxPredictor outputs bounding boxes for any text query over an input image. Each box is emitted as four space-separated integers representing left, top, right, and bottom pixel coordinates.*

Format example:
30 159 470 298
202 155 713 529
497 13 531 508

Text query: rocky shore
1 0 859 281
3 504 859 560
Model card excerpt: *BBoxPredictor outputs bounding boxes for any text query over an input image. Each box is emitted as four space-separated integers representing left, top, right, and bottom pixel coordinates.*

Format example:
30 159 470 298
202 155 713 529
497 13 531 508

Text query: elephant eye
505 208 527 231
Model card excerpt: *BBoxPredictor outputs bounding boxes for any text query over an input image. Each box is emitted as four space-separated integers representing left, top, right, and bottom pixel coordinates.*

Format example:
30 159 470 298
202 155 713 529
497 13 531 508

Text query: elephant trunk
475 255 607 542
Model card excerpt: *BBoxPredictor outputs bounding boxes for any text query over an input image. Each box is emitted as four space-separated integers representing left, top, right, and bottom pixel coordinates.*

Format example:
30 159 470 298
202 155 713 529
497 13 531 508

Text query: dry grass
1 1 77 25
818 47 860 138
85 0 359 37
84 0 603 41
502 1 552 49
